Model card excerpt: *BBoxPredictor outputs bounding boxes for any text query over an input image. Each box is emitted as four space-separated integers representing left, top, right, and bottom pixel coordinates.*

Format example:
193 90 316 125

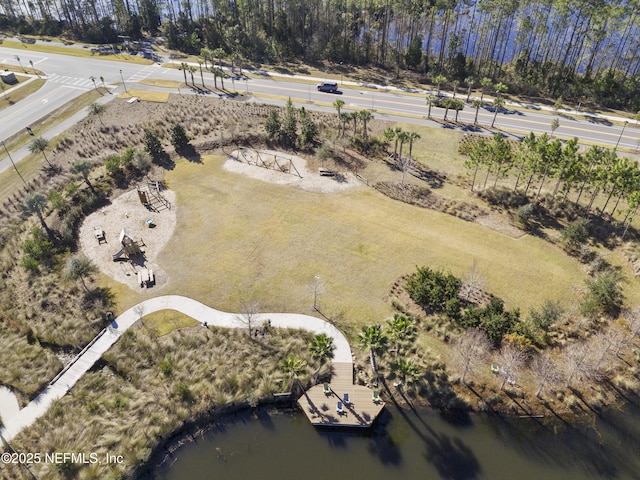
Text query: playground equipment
112 229 144 262
232 148 303 178
136 179 171 211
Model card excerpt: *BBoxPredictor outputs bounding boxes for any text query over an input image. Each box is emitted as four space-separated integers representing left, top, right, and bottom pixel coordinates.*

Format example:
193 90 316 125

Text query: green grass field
100 155 590 340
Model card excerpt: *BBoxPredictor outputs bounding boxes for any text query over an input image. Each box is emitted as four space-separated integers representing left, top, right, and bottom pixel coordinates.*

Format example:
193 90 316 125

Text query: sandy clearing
78 187 177 292
224 148 362 194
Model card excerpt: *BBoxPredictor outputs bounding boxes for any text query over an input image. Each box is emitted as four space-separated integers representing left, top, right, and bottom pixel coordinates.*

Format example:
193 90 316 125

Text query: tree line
2 0 640 111
462 132 640 236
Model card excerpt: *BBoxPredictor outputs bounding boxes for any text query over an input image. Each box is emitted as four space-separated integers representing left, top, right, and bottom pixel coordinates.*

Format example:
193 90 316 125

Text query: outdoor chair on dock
336 401 344 415
372 389 381 404
343 393 350 406
323 383 331 396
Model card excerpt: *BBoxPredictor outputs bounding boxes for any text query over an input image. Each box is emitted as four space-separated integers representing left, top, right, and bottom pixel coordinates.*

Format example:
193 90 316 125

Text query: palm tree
178 62 188 85
338 112 350 137
472 99 483 124
407 131 421 160
465 76 476 102
63 254 97 292
213 47 225 66
550 118 560 137
452 79 460 99
386 314 417 359
397 130 409 159
491 97 504 128
200 47 212 69
433 74 447 96
188 66 197 86
383 127 396 153
494 82 508 97
333 99 345 117
358 324 388 381
452 99 464 122
71 159 93 190
209 66 218 89
309 334 335 383
197 60 205 87
425 95 437 119
88 102 106 126
281 353 308 392
217 68 227 90
29 136 52 168
22 192 50 235
349 111 359 137
391 357 423 388
441 97 452 121
479 77 493 102
358 109 373 140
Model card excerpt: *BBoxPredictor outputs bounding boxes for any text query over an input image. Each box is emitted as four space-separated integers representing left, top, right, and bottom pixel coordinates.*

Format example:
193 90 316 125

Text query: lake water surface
155 400 640 480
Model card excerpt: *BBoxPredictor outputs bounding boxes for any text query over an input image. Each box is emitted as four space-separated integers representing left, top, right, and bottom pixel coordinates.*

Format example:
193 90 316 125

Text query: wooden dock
297 362 385 427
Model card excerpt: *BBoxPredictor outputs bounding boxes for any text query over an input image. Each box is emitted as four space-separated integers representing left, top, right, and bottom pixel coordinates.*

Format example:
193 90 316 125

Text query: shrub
104 155 122 178
143 129 163 157
406 266 461 318
528 299 563 332
580 270 625 318
514 203 535 229
170 123 190 149
561 218 589 252
264 109 281 141
22 227 53 272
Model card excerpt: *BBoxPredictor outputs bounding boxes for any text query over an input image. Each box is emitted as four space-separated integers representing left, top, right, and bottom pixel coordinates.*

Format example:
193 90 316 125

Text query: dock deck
297 362 385 427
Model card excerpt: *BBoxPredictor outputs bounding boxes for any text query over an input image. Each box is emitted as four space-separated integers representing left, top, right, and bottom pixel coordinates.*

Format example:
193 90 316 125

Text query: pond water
155 400 640 480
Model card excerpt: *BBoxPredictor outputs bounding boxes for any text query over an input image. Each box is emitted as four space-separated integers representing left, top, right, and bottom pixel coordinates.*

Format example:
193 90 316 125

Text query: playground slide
112 249 125 261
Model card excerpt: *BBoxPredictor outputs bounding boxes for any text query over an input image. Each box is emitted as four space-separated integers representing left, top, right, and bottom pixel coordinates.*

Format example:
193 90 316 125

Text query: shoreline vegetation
0 92 638 479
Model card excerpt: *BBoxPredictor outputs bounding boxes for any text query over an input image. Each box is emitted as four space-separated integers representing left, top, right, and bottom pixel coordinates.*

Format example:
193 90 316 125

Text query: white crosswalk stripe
128 65 158 81
46 73 92 90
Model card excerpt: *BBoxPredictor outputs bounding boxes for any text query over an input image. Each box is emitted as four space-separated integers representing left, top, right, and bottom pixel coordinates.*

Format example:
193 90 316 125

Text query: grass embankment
118 89 170 103
0 89 102 204
1 323 316 479
0 39 154 65
0 77 45 112
137 79 183 89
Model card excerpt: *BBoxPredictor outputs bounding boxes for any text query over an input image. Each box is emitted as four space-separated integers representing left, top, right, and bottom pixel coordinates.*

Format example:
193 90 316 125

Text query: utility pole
119 69 127 93
615 121 628 149
3 141 28 187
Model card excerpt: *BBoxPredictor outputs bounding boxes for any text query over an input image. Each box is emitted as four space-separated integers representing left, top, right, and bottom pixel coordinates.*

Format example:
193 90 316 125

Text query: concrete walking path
0 295 353 442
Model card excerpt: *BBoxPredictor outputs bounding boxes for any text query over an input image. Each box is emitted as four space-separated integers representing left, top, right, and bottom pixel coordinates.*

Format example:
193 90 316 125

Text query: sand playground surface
80 151 360 291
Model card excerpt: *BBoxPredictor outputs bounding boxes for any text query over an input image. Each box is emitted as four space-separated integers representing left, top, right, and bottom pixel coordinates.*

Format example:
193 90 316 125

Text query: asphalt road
1 45 639 176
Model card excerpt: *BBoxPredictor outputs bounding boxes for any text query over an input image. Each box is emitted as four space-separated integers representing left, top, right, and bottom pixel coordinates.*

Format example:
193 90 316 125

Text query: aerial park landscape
1 0 640 478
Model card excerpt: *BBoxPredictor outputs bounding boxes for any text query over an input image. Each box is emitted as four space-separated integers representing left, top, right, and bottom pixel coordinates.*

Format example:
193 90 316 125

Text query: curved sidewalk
0 296 352 442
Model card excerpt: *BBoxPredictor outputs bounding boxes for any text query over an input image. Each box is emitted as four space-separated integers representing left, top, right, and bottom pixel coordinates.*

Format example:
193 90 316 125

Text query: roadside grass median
0 39 154 65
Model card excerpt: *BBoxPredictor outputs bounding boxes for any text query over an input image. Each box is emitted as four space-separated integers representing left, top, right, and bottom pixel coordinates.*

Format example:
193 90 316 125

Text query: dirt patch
78 187 177 292
224 149 362 194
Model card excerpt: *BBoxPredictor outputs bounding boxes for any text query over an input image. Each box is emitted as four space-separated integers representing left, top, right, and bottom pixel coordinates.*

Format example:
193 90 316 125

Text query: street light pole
2 141 28 187
119 69 127 93
615 121 628 149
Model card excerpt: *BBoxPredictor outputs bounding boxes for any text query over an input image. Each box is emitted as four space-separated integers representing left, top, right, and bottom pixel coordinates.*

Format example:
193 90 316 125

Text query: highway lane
1 45 639 167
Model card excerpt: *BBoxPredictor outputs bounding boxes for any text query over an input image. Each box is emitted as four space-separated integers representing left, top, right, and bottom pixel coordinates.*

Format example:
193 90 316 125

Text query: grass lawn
101 155 590 341
0 77 45 112
138 78 183 89
140 310 199 336
118 89 170 103
0 40 153 65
